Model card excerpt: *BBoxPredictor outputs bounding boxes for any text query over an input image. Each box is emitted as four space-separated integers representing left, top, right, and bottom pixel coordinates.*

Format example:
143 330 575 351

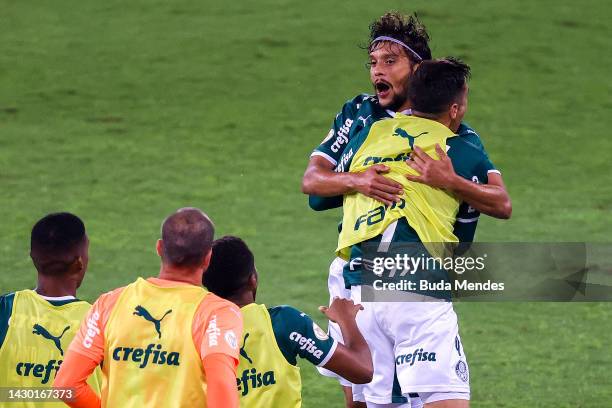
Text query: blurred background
1 0 611 406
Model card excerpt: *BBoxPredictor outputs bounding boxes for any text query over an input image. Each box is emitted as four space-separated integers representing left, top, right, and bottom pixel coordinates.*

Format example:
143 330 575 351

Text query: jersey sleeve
194 300 243 362
447 135 500 243
66 287 123 363
457 122 485 151
476 155 499 181
309 195 343 211
0 293 15 348
453 208 479 243
268 305 337 367
311 95 365 166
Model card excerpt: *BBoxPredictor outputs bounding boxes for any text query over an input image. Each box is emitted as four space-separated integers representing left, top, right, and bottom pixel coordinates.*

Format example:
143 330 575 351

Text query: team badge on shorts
455 360 469 383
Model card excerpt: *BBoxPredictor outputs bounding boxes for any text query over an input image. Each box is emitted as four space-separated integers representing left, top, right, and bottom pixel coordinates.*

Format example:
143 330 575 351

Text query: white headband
371 36 423 62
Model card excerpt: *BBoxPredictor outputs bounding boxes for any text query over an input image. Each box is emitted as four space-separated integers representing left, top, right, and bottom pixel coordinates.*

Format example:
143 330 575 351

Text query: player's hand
405 144 457 189
352 164 403 206
319 298 363 324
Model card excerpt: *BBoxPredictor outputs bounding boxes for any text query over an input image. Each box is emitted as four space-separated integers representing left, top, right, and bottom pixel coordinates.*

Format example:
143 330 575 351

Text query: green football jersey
310 93 492 243
267 305 336 366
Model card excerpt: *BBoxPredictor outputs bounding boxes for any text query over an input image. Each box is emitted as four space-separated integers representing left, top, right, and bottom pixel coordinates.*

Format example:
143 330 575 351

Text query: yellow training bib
101 278 208 408
338 115 460 259
237 304 302 408
0 290 101 408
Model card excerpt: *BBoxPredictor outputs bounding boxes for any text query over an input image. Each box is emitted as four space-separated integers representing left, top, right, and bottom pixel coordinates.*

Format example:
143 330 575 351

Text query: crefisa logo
237 367 276 396
237 332 276 397
15 359 62 385
395 348 437 366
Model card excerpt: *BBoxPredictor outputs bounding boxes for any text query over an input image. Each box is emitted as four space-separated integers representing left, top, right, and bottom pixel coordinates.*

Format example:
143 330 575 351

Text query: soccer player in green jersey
301 13 511 407
203 236 374 408
303 11 511 236
330 58 488 408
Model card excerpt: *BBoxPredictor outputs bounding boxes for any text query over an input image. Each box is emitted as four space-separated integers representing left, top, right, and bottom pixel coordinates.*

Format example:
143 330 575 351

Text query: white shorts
317 257 353 387
350 286 470 405
316 259 423 407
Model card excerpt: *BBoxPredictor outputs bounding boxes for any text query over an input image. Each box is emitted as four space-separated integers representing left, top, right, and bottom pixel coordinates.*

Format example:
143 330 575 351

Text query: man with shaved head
55 208 243 408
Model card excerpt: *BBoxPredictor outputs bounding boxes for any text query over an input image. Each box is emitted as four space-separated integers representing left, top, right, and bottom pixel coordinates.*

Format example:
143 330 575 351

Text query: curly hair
368 12 432 64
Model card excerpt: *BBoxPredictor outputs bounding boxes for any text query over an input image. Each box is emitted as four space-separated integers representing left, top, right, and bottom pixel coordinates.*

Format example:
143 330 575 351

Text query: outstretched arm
318 299 373 384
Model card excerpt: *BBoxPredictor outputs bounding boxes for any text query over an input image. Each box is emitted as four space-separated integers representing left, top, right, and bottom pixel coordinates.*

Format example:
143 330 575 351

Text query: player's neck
396 100 412 113
411 110 453 129
229 291 255 308
36 276 77 298
158 264 203 286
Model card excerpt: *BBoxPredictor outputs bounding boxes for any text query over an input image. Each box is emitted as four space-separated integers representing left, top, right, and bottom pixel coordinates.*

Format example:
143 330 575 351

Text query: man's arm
309 194 343 211
54 352 101 408
53 292 116 408
302 156 403 206
447 172 511 219
407 145 512 219
318 299 373 384
203 354 239 407
197 302 242 408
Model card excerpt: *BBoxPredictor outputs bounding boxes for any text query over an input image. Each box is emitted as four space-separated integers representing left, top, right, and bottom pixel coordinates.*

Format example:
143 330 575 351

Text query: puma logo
240 333 253 364
392 128 428 149
133 305 172 339
357 115 371 127
32 324 70 356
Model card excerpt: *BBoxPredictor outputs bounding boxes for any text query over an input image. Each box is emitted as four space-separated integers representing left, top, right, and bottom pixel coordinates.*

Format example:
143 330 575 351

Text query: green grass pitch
1 0 611 406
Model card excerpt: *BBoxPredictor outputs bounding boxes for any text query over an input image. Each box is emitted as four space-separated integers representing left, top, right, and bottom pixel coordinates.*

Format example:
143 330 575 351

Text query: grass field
1 0 611 406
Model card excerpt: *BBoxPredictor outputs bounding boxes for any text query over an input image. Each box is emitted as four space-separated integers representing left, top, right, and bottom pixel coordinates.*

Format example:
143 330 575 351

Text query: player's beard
376 84 408 112
387 92 408 112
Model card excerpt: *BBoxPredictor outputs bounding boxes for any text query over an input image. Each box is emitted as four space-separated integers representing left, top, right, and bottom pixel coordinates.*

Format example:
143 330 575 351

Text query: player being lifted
331 59 497 408
54 208 243 408
302 12 511 408
203 236 374 408
0 212 101 407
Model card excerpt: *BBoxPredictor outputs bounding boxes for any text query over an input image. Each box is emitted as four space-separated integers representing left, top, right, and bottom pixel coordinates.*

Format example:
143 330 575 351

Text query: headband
371 36 423 62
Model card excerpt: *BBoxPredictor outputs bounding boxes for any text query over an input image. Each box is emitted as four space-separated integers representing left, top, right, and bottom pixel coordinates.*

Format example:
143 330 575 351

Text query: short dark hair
30 212 87 275
203 236 255 298
407 57 471 115
368 12 432 64
161 208 214 267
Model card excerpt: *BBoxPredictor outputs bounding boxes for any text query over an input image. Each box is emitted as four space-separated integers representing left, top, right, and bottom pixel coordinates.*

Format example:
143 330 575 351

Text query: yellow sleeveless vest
338 115 460 259
0 289 101 407
101 278 208 408
237 304 301 408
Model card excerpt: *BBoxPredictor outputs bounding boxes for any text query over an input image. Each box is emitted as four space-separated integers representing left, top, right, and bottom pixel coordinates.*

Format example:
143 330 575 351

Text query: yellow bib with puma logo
0 289 101 407
102 278 208 408
237 304 301 408
338 115 460 259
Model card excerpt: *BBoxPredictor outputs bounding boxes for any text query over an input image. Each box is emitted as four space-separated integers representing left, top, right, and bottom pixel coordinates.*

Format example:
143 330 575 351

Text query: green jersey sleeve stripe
0 292 16 348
